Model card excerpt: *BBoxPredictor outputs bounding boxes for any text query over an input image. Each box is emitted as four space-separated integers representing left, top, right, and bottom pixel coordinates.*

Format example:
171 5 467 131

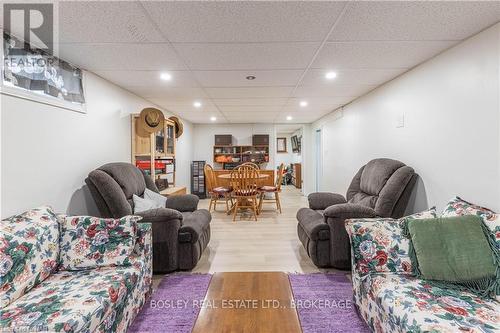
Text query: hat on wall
168 116 184 138
139 108 164 133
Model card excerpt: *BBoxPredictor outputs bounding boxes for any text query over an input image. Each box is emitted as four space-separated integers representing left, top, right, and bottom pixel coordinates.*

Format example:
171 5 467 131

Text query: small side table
160 186 187 197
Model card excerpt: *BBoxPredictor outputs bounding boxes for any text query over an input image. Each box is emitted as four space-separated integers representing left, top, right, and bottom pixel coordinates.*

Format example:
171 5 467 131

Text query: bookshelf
213 145 270 169
131 114 176 186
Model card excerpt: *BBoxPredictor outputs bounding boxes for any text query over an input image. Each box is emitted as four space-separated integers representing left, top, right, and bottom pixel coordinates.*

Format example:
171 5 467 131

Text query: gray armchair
85 162 211 273
297 158 417 270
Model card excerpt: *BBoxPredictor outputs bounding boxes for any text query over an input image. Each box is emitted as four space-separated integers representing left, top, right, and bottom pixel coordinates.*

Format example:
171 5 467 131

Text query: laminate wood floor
192 186 334 274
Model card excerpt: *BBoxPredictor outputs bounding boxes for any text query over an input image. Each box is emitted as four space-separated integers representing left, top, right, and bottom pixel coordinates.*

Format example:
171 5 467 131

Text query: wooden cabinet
131 115 176 186
252 134 269 145
291 163 302 189
215 135 233 146
213 145 270 168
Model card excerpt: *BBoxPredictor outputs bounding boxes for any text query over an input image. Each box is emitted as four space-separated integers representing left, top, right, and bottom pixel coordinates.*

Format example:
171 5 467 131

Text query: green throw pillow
405 215 499 298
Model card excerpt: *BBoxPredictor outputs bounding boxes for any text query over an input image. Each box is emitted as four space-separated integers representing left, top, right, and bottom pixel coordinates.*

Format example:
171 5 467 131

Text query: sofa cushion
359 159 405 196
0 263 143 332
354 273 500 333
59 215 141 270
97 163 146 200
345 208 436 276
133 194 159 213
143 188 167 208
0 206 59 308
442 196 500 250
407 215 496 285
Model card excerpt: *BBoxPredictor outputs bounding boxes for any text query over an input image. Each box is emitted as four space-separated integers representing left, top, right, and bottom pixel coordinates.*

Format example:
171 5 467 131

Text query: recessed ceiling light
160 72 172 81
300 101 308 107
246 75 256 80
325 71 337 80
210 116 217 122
286 116 293 121
193 101 202 108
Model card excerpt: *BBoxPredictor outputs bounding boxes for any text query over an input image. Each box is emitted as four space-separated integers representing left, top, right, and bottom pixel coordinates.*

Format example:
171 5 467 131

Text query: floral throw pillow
1 206 59 308
442 196 500 249
346 208 437 276
59 215 141 270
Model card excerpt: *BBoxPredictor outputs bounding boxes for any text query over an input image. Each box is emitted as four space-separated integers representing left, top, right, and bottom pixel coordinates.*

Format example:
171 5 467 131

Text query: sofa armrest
136 207 183 222
178 209 211 243
323 203 377 219
166 194 199 212
133 223 153 297
134 223 152 256
322 203 377 270
296 208 330 241
308 192 347 210
135 208 183 273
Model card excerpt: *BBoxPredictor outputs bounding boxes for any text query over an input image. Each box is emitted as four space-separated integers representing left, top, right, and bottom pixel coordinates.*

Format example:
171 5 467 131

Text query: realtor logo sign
3 3 54 55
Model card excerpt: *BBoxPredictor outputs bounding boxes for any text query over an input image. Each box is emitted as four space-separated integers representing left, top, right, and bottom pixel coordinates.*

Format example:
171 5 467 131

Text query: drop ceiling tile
58 43 186 71
213 98 289 106
283 104 342 114
312 41 456 69
95 70 198 88
126 86 208 99
218 106 284 113
147 98 217 108
301 69 404 86
294 85 377 98
226 114 278 123
329 2 500 41
174 112 226 124
280 111 331 123
193 70 303 87
59 1 164 43
162 106 220 116
206 87 294 99
286 97 353 107
173 43 320 70
142 1 346 42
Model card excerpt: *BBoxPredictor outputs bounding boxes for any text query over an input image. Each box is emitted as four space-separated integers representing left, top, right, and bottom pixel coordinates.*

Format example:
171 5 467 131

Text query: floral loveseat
0 206 152 333
346 200 500 333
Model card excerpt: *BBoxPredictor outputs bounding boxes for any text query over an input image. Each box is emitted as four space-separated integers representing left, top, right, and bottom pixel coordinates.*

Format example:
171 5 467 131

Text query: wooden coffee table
192 272 302 333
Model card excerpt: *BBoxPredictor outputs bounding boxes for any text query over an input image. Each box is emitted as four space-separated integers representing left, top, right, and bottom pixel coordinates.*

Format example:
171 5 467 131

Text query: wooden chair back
230 164 259 196
204 164 215 192
238 162 260 170
276 163 285 190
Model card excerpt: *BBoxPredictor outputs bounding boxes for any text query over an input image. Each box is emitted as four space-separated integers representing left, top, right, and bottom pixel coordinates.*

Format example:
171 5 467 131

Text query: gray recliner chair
297 158 417 270
85 162 211 273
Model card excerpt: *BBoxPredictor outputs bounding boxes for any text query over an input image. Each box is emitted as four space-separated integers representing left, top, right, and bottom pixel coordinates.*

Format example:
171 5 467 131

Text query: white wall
310 23 500 212
275 133 293 168
193 123 275 169
1 71 193 217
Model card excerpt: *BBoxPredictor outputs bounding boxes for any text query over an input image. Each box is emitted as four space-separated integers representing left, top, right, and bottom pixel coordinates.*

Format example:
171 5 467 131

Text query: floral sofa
346 200 500 333
0 206 152 333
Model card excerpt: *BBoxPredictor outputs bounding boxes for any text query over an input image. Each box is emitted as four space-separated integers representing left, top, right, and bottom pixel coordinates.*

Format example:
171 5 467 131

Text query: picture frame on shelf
277 137 287 153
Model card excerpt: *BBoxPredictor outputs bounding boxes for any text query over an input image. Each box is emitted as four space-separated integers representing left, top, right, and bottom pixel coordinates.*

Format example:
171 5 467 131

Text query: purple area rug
289 273 370 333
128 273 212 333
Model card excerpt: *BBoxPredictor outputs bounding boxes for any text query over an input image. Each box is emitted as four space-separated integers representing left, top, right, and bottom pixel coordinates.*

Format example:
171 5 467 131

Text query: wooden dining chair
204 164 233 213
230 165 260 221
258 163 285 214
238 162 260 169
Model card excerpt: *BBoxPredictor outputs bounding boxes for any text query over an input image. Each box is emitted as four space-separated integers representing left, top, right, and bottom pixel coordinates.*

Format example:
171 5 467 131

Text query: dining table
217 173 270 179
217 173 270 216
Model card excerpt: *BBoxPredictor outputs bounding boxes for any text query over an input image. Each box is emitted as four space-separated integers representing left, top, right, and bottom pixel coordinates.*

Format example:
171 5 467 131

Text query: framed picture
277 137 287 153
